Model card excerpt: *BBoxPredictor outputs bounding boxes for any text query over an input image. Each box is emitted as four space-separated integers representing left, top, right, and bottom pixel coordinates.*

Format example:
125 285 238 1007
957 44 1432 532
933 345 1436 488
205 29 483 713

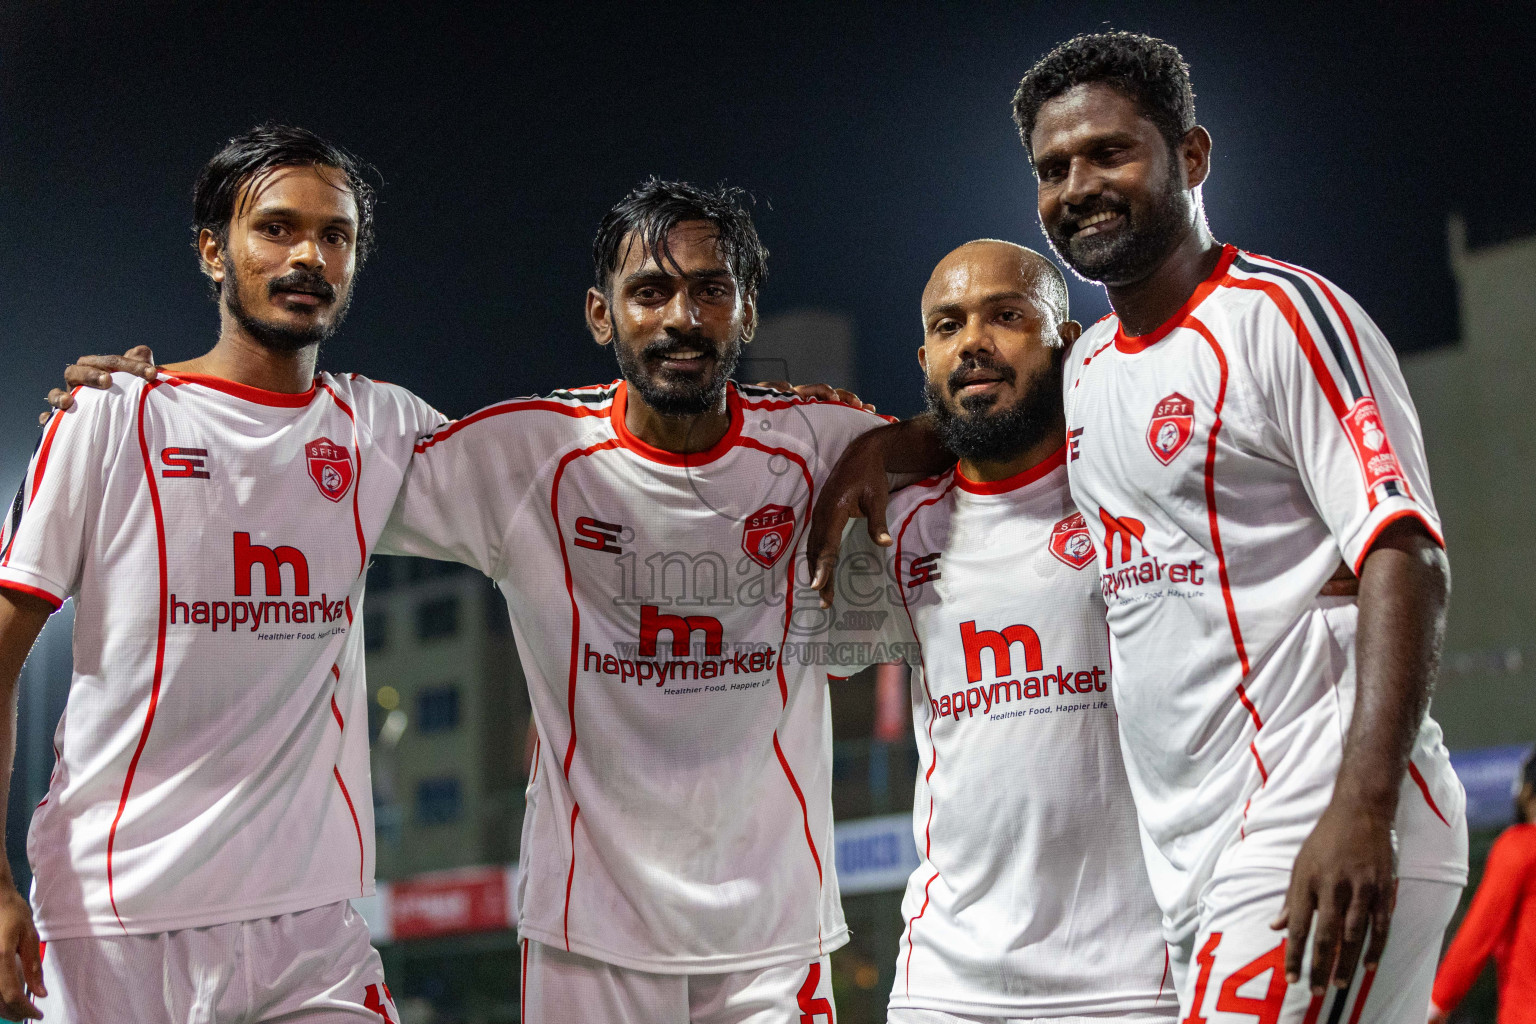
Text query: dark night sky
4 2 1534 491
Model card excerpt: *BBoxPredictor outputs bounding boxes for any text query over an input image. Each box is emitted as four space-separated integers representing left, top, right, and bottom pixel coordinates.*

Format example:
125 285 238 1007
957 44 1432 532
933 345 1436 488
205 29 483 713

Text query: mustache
641 329 718 361
946 354 1017 395
268 269 336 303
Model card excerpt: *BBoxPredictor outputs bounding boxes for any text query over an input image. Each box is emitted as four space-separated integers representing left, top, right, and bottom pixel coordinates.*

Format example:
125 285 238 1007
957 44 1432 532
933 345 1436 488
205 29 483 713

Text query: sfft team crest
1147 392 1195 465
1049 512 1096 570
742 504 795 569
306 438 354 503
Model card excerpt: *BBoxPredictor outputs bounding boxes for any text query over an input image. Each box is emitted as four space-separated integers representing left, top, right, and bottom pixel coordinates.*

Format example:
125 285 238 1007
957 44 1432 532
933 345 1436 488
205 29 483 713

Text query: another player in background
810 31 1467 1024
831 239 1174 1022
1429 746 1536 1024
0 125 431 1022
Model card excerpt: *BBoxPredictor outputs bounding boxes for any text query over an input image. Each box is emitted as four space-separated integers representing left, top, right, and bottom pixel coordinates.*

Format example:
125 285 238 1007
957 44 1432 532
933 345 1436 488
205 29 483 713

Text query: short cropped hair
592 178 768 298
192 123 378 291
1012 31 1196 161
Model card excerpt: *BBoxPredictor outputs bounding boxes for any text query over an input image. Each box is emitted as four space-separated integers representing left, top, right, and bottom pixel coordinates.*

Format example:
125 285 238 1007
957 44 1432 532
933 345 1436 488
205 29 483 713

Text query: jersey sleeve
824 519 918 678
376 403 545 577
0 383 128 609
1245 273 1442 573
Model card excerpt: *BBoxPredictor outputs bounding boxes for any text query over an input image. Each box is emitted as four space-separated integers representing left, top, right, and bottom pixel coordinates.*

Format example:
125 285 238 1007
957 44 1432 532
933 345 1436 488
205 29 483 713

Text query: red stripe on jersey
1184 317 1252 681
954 444 1065 494
331 695 345 730
563 803 581 950
738 394 899 425
0 581 63 610
1408 761 1451 826
1223 277 1350 419
904 869 941 996
413 394 615 454
738 436 825 946
1301 991 1326 1024
1114 245 1237 353
1185 315 1270 822
29 387 78 504
1351 507 1445 576
164 371 317 407
550 437 623 949
1347 966 1378 1024
320 384 368 574
1247 253 1379 394
892 476 957 994
551 438 625 781
108 381 171 931
332 765 366 894
520 938 529 1019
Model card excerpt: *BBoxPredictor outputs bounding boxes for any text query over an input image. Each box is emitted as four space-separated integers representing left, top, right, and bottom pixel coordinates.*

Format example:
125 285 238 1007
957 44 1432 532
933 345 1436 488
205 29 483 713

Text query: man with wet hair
0 123 431 1022
833 239 1175 1022
811 31 1467 1024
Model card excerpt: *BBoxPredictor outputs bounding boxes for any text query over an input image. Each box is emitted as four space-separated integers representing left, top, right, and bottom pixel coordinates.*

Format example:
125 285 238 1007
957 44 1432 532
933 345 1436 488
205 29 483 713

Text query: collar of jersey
954 443 1066 495
159 370 318 408
610 380 744 467
1113 243 1238 354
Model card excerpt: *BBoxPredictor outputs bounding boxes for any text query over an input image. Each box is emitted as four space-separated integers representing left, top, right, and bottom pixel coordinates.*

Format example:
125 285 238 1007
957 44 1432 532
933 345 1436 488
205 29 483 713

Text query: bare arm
1277 517 1449 993
806 414 956 607
0 590 52 1019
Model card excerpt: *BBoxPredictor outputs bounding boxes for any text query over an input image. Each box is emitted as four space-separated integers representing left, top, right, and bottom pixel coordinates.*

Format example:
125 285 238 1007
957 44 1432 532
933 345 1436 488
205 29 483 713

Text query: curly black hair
592 178 768 298
1012 31 1196 161
193 123 378 293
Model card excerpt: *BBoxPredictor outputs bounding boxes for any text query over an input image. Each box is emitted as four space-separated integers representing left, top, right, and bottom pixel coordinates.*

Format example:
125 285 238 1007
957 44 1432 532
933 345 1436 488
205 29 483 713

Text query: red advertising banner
388 865 511 940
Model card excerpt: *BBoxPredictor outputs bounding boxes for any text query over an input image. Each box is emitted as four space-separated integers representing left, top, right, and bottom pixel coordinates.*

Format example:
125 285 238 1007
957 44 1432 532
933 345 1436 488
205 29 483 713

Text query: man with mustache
0 124 428 1021
810 31 1466 1024
49 177 886 1022
832 239 1175 1022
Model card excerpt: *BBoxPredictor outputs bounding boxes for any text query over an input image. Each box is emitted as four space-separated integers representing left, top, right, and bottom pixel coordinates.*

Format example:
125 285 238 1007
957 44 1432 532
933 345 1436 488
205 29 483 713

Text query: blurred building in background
1403 219 1536 749
739 309 857 392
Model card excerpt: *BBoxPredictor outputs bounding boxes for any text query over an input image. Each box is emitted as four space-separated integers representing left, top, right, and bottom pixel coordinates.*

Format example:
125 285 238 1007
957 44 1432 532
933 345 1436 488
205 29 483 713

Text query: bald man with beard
832 241 1174 1023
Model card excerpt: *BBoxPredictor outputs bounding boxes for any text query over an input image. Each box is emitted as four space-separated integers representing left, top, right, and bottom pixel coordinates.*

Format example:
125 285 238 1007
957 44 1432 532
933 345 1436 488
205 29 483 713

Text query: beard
223 261 351 353
924 352 1064 464
612 322 743 417
1044 159 1192 287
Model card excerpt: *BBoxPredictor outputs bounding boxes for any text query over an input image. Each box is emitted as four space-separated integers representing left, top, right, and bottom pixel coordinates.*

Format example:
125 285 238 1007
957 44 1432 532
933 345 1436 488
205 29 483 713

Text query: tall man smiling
810 32 1467 1024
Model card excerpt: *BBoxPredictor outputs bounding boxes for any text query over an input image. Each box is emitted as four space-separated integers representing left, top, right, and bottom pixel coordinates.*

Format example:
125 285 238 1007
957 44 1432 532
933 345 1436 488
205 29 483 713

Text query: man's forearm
867 413 956 477
0 592 53 879
1336 519 1449 813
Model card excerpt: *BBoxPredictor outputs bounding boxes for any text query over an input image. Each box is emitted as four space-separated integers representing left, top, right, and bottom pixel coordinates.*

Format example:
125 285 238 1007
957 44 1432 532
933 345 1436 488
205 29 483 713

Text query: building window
415 596 459 640
364 610 388 652
418 685 461 733
416 777 462 825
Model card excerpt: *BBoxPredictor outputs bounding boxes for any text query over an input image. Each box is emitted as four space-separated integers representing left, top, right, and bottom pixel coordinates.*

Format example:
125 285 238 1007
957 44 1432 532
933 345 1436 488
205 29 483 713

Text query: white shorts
887 1010 1171 1023
519 938 835 1024
1170 869 1460 1023
36 901 398 1023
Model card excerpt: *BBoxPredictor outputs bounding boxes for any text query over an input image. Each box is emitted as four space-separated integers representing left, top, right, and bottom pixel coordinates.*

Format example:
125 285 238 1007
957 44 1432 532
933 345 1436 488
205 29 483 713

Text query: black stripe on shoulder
1232 255 1363 402
734 382 798 399
545 385 617 405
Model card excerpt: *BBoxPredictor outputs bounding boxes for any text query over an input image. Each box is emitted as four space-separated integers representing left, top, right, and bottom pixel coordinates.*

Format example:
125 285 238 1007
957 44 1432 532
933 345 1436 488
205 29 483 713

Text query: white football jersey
379 381 887 974
837 449 1173 1019
0 370 443 939
1061 245 1468 935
